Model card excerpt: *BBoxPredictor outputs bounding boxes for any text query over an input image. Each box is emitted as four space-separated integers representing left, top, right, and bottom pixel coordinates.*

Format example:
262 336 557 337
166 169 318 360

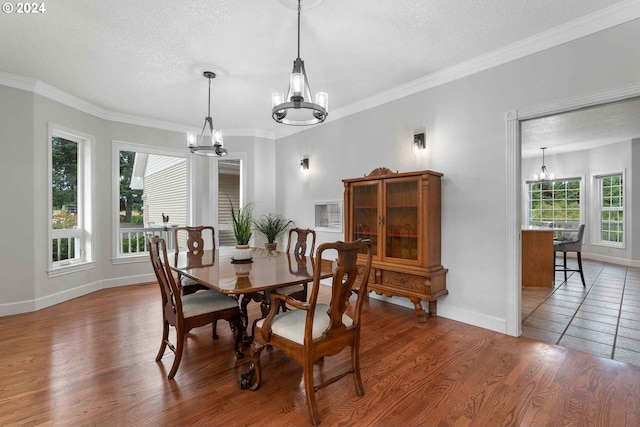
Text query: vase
233 244 253 261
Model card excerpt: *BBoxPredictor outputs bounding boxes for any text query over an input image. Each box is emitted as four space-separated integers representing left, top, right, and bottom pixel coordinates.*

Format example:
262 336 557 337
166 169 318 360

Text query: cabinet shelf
354 205 377 209
386 233 418 238
387 205 418 209
355 231 377 236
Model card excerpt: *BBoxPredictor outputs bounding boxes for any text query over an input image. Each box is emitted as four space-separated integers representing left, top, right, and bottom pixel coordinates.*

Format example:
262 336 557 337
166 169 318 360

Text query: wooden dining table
170 247 335 342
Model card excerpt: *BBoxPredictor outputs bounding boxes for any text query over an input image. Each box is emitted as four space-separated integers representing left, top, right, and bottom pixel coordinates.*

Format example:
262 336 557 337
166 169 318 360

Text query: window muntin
49 125 93 273
598 174 624 245
528 179 581 226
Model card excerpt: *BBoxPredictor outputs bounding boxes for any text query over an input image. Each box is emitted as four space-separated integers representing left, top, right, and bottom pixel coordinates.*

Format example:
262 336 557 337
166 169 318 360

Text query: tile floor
522 257 640 367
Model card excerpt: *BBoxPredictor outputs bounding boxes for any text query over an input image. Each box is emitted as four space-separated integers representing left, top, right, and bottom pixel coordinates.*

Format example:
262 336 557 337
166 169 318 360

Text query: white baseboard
581 253 640 268
367 292 507 334
34 280 104 311
0 274 157 317
102 273 156 289
0 299 37 317
437 304 507 334
0 281 105 316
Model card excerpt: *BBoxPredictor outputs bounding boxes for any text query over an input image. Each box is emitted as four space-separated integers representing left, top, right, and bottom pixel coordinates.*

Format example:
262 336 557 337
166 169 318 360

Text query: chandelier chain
207 76 212 118
297 0 301 59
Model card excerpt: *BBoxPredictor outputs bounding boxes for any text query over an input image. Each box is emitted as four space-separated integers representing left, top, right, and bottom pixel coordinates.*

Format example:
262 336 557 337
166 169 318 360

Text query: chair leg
577 252 586 287
563 252 568 283
246 342 265 390
156 320 169 362
212 320 219 339
168 326 185 380
352 343 364 397
553 251 557 286
303 358 321 426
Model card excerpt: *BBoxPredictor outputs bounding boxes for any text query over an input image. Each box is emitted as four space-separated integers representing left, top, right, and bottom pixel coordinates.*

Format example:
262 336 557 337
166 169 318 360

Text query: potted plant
227 196 254 260
254 213 294 251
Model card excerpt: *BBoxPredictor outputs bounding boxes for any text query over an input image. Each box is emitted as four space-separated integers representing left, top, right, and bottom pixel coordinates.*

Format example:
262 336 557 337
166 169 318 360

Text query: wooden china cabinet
343 167 448 321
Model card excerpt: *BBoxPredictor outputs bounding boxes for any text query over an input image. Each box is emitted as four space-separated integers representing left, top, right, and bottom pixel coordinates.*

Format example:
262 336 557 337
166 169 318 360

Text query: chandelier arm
200 119 208 142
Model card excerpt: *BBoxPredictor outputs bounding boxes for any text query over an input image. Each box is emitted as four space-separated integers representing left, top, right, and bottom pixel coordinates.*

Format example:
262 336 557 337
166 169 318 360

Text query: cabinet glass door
351 182 379 256
384 178 419 261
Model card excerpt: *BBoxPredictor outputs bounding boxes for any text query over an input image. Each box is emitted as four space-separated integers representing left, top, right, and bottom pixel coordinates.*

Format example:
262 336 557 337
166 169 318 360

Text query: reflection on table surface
172 247 334 294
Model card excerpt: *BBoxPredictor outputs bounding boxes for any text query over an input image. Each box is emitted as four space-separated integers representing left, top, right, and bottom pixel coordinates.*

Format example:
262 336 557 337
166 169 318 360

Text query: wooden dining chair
286 227 316 256
173 226 215 295
276 228 318 308
243 239 373 426
148 236 243 380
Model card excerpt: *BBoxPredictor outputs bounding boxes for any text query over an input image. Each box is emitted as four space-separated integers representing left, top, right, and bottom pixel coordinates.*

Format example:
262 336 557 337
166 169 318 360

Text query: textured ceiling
0 0 634 140
521 97 640 158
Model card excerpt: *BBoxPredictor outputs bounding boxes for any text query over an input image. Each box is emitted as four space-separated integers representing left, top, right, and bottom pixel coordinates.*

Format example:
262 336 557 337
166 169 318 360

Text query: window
218 159 243 246
597 173 624 246
527 178 581 226
314 201 343 232
114 142 188 259
48 125 93 274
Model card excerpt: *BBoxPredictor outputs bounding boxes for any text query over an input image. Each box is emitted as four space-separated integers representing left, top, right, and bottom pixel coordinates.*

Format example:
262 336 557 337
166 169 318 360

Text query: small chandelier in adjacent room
534 147 554 181
187 71 227 156
271 0 328 126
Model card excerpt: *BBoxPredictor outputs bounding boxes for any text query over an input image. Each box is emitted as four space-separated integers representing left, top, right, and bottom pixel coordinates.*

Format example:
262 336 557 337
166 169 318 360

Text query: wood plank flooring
1 282 640 426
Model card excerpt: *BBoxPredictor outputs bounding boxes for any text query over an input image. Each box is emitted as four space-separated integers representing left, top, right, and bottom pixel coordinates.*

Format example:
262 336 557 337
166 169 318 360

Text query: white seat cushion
256 303 352 345
181 276 203 288
181 290 238 318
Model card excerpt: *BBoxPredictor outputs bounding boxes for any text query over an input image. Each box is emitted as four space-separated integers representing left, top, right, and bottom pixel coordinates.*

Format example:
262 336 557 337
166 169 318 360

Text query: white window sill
591 241 625 250
111 254 149 265
47 261 96 278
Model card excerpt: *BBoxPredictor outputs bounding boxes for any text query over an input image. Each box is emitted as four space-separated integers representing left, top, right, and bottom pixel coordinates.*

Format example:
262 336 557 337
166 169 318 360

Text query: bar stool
554 223 586 287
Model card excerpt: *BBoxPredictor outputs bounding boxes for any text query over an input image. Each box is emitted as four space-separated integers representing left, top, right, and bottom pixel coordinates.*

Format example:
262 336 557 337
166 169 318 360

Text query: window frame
314 200 343 233
111 141 191 263
47 123 95 277
209 153 248 247
593 171 625 249
525 176 584 228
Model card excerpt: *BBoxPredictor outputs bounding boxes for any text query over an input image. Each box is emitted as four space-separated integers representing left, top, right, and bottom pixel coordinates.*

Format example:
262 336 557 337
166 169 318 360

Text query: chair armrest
260 292 310 341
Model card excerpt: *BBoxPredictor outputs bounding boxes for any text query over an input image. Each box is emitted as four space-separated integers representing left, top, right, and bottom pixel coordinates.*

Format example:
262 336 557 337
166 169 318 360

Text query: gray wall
1 18 639 333
0 86 35 307
274 19 640 333
0 88 275 314
632 139 640 261
523 141 638 265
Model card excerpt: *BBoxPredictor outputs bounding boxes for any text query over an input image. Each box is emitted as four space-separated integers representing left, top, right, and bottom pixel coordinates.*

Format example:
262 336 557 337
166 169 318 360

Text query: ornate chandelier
271 0 328 126
187 71 228 156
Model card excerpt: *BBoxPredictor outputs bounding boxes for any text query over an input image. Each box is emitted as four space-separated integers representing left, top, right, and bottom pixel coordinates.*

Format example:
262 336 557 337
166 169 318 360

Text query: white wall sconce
413 132 426 152
300 157 309 171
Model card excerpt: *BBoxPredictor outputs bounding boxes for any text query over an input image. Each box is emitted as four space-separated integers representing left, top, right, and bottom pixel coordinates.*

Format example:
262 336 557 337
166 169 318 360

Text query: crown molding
275 0 640 140
0 70 37 92
0 70 276 140
4 0 640 142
